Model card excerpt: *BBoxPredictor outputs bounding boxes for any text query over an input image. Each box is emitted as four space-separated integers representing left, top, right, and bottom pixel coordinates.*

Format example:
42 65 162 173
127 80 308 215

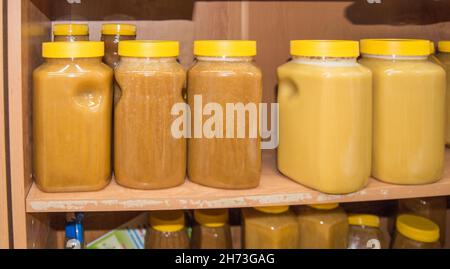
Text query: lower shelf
26 150 450 213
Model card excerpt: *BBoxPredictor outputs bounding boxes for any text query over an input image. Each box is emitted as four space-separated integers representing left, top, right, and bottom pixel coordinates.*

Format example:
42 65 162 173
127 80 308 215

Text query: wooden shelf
26 150 450 213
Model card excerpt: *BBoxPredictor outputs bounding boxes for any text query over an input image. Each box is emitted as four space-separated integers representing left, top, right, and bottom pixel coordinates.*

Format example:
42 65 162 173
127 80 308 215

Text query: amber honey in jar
437 41 450 145
191 209 232 249
277 40 372 194
33 42 113 192
101 24 137 68
398 197 447 246
296 204 348 249
146 211 190 249
188 40 262 189
360 39 446 185
114 41 186 190
53 24 89 42
392 214 441 249
347 214 385 249
242 206 299 249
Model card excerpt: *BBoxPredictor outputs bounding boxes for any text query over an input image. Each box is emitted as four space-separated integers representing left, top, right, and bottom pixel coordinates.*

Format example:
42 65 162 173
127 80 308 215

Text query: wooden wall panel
194 1 246 40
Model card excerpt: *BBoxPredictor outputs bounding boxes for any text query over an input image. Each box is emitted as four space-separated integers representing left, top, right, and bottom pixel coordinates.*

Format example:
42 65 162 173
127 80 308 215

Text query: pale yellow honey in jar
53 24 89 42
360 39 446 185
437 41 450 145
33 42 113 192
188 41 262 189
115 41 186 190
278 40 372 194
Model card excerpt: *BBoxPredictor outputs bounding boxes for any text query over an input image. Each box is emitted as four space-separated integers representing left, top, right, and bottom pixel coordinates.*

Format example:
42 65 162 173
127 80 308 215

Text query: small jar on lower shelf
191 209 232 249
145 211 190 249
347 214 385 249
398 196 447 246
242 206 299 249
392 214 441 249
296 204 348 249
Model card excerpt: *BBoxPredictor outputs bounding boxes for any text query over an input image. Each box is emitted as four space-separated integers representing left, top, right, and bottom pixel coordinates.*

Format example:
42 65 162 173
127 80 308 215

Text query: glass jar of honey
33 42 113 192
360 39 446 185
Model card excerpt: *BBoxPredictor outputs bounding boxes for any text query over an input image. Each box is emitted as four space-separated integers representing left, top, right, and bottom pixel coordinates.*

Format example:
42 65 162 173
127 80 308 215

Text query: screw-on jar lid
348 214 380 228
119 40 179 58
194 209 229 228
360 39 430 56
396 214 440 243
290 40 360 58
254 206 289 214
150 210 185 233
102 24 136 36
438 41 450 53
53 24 89 36
42 41 104 58
194 40 257 57
308 203 340 210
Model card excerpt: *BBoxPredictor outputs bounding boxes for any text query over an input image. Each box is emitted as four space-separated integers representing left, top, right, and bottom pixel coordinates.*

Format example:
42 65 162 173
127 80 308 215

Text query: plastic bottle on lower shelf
65 213 85 249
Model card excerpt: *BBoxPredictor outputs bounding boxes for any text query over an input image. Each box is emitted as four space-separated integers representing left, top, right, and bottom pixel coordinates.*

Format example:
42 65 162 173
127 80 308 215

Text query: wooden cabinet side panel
8 0 51 249
0 0 10 249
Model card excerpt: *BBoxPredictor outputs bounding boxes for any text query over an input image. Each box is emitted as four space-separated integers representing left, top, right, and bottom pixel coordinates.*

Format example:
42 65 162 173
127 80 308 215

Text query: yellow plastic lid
53 24 89 36
348 214 380 228
42 41 104 58
360 39 431 56
119 40 179 58
194 209 229 228
194 40 257 57
396 214 440 243
308 203 339 210
291 40 359 58
150 210 185 233
438 41 450 53
254 206 289 214
102 24 136 36
430 41 436 54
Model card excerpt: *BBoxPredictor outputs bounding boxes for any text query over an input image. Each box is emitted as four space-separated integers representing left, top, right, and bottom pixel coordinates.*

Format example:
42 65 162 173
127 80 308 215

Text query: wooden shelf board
26 151 450 213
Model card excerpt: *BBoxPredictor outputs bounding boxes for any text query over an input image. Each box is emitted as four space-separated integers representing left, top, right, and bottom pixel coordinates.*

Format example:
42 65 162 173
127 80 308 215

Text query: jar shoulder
278 60 372 78
189 61 262 77
34 61 113 77
115 60 185 76
360 58 446 75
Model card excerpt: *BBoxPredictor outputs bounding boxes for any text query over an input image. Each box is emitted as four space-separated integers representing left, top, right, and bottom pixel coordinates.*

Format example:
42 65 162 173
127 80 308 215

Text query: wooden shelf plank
26 150 450 213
